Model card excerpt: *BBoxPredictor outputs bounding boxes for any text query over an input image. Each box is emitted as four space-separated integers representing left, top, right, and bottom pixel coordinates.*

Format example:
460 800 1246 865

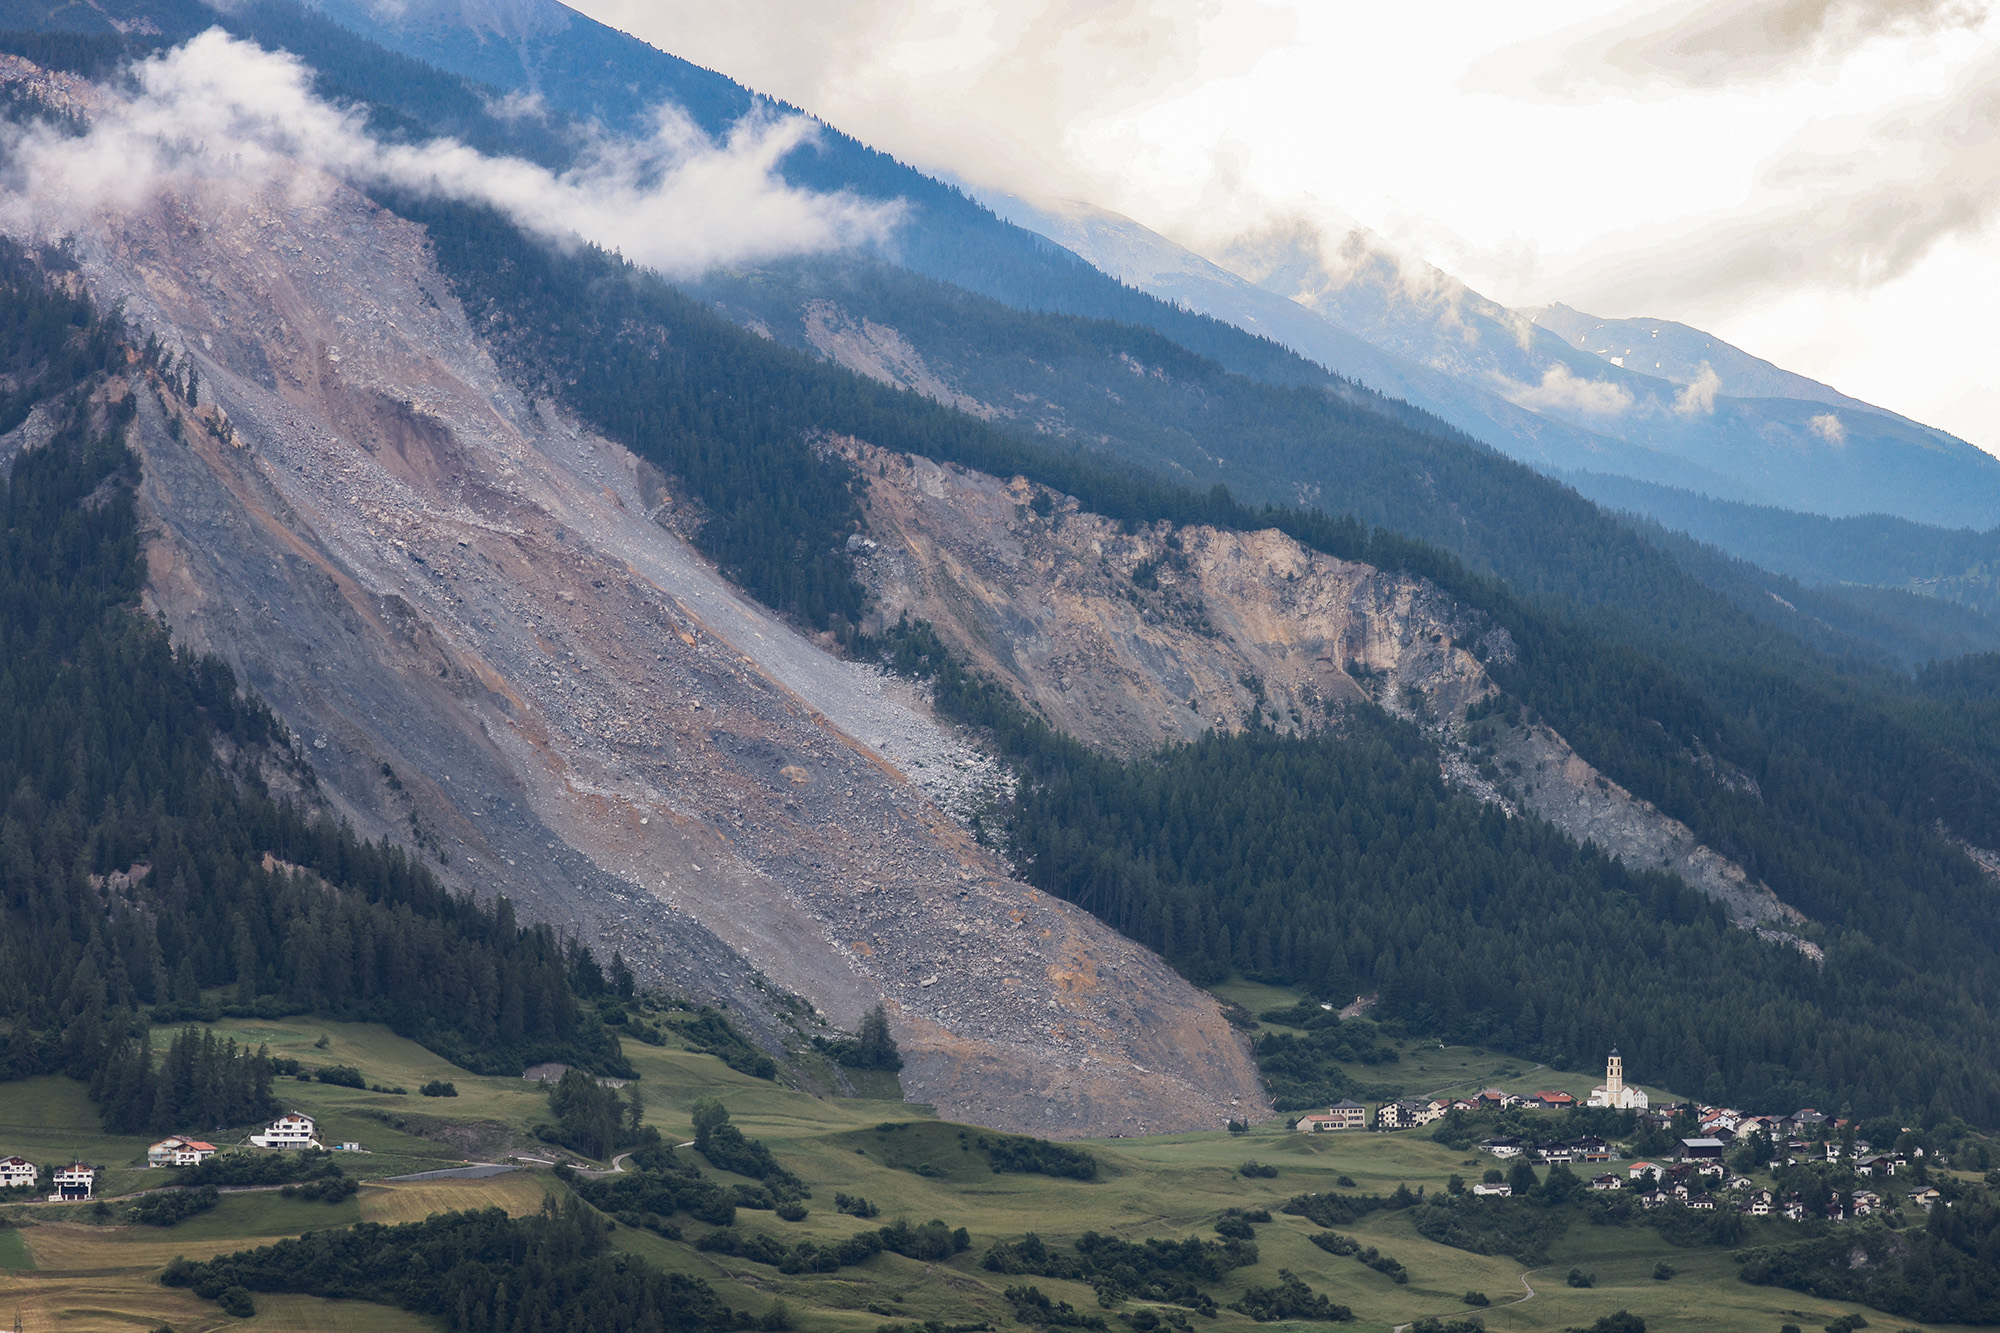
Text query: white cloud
1810 411 1849 443
1675 362 1723 414
0 29 901 277
1500 363 1635 417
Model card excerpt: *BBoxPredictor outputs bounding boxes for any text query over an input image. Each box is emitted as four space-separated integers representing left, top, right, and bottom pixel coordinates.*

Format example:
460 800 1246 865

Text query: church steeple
1606 1049 1623 1095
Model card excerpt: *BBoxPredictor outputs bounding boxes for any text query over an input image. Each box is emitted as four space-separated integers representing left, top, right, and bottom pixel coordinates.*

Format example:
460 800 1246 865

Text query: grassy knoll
0 1017 1978 1333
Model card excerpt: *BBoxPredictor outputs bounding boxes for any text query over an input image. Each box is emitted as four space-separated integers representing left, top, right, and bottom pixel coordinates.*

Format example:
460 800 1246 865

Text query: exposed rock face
846 443 1807 930
1 58 1268 1137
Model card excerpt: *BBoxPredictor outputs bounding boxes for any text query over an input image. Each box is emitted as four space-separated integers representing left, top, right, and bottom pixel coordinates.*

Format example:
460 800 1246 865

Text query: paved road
381 1164 521 1182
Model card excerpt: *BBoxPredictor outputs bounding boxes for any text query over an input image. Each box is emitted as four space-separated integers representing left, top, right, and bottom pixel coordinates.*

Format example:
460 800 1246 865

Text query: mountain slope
0 54 1264 1134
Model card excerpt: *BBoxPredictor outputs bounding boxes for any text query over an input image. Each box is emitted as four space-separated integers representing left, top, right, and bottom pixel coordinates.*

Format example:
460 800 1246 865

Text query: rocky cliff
845 442 1807 932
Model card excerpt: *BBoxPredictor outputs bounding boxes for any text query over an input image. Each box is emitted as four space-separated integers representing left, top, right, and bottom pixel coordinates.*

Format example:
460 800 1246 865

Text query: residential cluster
1295 1052 1943 1224
0 1112 337 1205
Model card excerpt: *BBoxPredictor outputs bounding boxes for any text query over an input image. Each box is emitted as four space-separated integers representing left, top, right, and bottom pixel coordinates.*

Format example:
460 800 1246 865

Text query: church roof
1609 1048 1621 1057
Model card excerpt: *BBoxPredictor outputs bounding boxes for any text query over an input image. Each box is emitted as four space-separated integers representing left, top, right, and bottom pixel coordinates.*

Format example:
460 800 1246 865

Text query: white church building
1587 1049 1649 1110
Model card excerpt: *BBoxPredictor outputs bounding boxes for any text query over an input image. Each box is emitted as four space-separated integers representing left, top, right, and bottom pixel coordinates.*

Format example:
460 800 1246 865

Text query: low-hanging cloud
0 29 901 276
1499 363 1635 417
1810 411 1849 443
1675 363 1723 415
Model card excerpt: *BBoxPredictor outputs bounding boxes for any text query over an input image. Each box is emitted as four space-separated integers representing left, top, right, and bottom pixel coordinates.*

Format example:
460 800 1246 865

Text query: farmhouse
49 1163 93 1201
1295 1101 1368 1132
251 1113 321 1150
1679 1137 1726 1160
1591 1173 1622 1190
148 1137 218 1168
1528 1090 1575 1109
1470 1182 1512 1197
0 1156 35 1189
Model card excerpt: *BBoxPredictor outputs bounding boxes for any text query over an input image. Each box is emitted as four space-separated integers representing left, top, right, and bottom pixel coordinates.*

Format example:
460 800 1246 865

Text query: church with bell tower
1587 1048 1649 1110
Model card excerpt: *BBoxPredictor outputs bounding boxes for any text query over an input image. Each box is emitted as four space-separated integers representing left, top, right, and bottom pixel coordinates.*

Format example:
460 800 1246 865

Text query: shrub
419 1080 458 1097
1653 1262 1675 1281
1566 1268 1595 1288
215 1285 255 1318
1463 1291 1489 1307
775 1201 808 1222
312 1065 365 1089
1239 1160 1278 1178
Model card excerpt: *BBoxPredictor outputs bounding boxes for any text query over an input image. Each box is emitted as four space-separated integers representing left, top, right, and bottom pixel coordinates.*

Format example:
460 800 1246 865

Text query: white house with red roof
148 1136 219 1168
0 1156 35 1190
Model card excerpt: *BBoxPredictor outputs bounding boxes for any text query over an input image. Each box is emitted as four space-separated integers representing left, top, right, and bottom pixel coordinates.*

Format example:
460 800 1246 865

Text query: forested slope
0 244 629 1107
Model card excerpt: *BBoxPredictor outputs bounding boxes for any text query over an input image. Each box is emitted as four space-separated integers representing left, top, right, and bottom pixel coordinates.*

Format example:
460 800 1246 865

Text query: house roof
181 1141 215 1151
1329 1100 1367 1110
1681 1138 1726 1148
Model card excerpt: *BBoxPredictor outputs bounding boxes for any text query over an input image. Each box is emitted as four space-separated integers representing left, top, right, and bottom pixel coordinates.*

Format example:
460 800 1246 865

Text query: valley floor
0 1014 1970 1333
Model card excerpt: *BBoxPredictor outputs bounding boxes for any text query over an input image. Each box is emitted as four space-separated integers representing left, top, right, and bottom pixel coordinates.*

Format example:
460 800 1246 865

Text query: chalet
1590 1174 1622 1191
1574 1137 1617 1162
1296 1101 1368 1133
1824 1141 1845 1162
49 1163 93 1201
1529 1091 1575 1110
1744 1190 1773 1216
1782 1198 1809 1222
1637 1190 1667 1209
1627 1161 1660 1181
1687 1194 1716 1211
251 1113 320 1150
1679 1137 1726 1161
1852 1191 1882 1217
1537 1143 1576 1165
1727 1176 1755 1192
0 1157 35 1190
1470 1182 1512 1197
1793 1109 1827 1130
1908 1186 1942 1211
148 1137 217 1168
1480 1137 1524 1159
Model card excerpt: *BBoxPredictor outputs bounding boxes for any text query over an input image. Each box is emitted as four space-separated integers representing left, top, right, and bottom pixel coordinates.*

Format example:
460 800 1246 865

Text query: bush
1566 1268 1594 1288
1230 1271 1351 1322
419 1080 458 1097
312 1065 365 1089
1463 1291 1489 1307
1652 1262 1675 1281
215 1285 255 1318
129 1186 220 1227
1238 1160 1278 1178
1824 1318 1869 1333
1574 1315 1642 1333
834 1192 880 1218
775 1201 808 1222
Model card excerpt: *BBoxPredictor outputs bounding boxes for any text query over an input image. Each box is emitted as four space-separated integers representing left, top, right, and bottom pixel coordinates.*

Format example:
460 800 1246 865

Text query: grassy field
1209 979 1676 1109
0 1017 1975 1333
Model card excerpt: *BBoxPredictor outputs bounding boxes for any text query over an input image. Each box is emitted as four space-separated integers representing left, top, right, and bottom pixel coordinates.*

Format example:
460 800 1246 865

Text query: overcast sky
569 0 2000 454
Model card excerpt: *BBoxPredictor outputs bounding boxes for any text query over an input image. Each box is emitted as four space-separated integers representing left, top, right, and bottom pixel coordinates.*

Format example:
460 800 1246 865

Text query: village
0 1111 354 1202
1293 1052 1944 1224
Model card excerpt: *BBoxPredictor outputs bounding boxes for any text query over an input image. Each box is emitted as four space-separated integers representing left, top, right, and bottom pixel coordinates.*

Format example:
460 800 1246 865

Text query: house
0 1157 35 1190
1793 1109 1827 1130
1908 1186 1942 1211
49 1163 93 1201
251 1113 321 1150
1574 1137 1616 1162
1782 1199 1809 1221
1727 1176 1755 1192
1688 1194 1717 1211
1591 1174 1623 1191
1376 1100 1434 1131
1537 1143 1576 1165
1852 1191 1882 1217
1627 1161 1660 1181
148 1137 217 1168
1679 1137 1726 1160
1637 1190 1667 1209
1529 1090 1576 1110
1470 1182 1512 1197
1824 1141 1845 1162
1481 1137 1524 1158
1745 1190 1773 1216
